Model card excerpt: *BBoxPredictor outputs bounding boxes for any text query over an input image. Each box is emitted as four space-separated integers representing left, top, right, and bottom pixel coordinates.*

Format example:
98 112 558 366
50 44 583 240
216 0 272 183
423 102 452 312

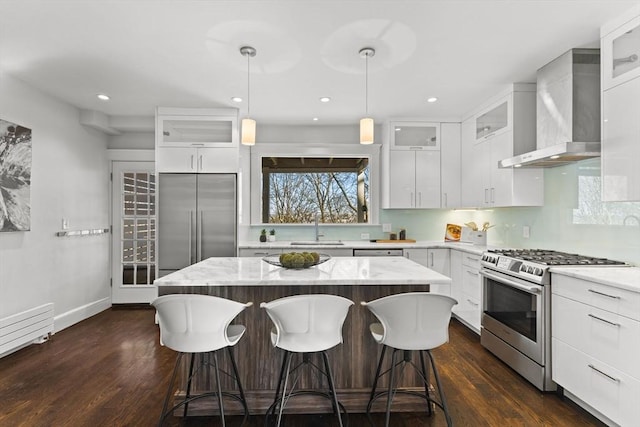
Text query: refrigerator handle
198 211 203 262
188 211 193 264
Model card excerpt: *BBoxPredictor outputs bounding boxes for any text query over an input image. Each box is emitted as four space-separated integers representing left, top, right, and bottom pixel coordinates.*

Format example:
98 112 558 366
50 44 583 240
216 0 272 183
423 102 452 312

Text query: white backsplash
248 158 640 266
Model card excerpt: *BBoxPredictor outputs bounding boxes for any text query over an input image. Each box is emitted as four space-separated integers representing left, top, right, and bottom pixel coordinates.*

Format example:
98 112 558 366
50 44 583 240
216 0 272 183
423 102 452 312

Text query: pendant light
240 46 257 145
359 47 375 145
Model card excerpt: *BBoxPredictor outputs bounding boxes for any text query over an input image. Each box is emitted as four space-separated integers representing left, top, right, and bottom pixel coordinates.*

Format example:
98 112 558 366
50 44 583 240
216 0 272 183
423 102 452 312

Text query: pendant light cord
247 53 251 118
365 53 369 116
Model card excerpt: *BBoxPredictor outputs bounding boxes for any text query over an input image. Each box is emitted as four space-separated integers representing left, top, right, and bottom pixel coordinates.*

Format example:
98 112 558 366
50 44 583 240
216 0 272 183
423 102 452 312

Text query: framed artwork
0 118 32 232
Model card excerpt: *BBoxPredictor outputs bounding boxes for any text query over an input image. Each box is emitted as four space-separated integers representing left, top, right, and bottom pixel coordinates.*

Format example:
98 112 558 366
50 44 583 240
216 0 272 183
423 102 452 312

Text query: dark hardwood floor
0 308 605 427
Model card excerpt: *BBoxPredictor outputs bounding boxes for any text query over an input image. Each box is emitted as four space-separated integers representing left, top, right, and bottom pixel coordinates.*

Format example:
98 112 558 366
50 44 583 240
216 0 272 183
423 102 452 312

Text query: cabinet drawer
453 296 481 333
552 338 640 427
553 294 640 379
461 253 481 269
553 275 640 321
462 266 481 299
238 248 281 257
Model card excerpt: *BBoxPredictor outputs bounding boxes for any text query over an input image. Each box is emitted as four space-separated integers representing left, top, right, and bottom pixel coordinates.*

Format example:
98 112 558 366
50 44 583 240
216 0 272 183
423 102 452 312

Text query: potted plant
268 229 276 242
259 229 267 243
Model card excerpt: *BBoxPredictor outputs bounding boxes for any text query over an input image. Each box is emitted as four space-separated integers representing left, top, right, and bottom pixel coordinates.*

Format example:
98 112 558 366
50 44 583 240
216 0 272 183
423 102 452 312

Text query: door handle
198 155 203 171
198 211 203 262
430 252 434 267
188 211 193 264
190 155 195 171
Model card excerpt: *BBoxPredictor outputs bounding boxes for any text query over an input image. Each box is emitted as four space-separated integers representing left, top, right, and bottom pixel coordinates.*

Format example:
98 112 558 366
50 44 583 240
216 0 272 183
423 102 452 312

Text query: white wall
0 74 111 331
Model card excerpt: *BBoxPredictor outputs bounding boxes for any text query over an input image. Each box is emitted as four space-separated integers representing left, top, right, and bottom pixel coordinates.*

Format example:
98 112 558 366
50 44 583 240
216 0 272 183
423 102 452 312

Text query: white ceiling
1 0 638 129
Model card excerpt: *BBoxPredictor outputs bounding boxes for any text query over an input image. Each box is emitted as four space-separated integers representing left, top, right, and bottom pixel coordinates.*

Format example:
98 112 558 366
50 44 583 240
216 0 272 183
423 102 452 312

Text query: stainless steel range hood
500 48 601 168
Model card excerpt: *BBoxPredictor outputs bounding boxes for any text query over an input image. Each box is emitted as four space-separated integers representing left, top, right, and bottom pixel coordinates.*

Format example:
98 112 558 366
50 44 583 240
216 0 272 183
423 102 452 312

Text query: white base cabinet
403 248 450 296
450 250 482 334
552 274 640 426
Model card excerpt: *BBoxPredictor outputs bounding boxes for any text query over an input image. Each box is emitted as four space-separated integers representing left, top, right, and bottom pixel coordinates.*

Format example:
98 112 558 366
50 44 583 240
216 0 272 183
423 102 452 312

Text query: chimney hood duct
500 48 601 168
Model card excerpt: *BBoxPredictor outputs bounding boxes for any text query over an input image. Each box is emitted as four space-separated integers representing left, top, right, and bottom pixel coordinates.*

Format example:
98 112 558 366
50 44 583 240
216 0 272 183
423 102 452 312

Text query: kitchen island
154 256 452 415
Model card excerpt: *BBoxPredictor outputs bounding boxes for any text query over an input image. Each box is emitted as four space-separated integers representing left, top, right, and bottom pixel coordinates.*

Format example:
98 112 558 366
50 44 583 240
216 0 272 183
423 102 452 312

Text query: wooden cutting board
376 239 417 243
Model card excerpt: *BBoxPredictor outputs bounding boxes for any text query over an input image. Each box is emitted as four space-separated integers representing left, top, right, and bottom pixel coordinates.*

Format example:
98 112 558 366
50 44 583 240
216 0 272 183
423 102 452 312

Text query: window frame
249 144 380 225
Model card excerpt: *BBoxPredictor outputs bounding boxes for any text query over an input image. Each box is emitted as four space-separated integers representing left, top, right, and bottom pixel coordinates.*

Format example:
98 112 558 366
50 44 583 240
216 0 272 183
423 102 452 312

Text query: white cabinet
157 108 238 148
552 274 640 426
440 123 461 208
452 252 482 334
155 107 239 173
601 12 640 91
238 248 280 257
389 121 440 150
460 85 543 208
602 74 640 202
387 150 440 208
449 250 463 313
156 147 239 173
403 248 450 295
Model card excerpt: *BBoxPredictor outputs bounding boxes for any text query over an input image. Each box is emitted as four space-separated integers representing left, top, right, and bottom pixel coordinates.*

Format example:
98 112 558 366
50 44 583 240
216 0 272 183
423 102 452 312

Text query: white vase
268 235 276 242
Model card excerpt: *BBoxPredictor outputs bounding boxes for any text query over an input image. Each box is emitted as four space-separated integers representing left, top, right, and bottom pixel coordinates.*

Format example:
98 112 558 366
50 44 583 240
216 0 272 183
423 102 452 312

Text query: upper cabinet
602 13 640 90
460 84 544 208
383 121 461 209
440 123 461 209
156 107 238 148
155 107 239 173
475 100 509 141
601 7 640 201
389 121 440 150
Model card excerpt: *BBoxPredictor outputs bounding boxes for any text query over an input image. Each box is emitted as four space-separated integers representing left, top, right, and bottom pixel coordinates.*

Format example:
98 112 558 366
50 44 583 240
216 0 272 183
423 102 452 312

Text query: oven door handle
480 270 541 294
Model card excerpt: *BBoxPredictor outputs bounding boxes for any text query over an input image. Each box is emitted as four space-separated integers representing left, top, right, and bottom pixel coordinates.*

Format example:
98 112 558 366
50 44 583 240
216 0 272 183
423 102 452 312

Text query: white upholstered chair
260 294 354 427
152 294 252 426
361 292 457 427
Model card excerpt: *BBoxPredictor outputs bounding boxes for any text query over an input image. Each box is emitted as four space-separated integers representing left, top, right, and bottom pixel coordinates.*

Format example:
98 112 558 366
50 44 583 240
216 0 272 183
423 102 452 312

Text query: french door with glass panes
111 161 157 303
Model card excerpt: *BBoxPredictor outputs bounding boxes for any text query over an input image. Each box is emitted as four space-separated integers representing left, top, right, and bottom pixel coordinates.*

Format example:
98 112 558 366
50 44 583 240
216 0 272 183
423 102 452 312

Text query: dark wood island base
158 284 436 415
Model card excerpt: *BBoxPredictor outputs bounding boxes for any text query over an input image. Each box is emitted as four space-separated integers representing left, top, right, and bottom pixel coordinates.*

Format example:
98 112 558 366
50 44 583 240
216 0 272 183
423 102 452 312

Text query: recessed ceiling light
313 117 319 121
395 127 401 132
319 97 331 103
427 97 438 103
231 97 243 103
514 164 522 168
549 155 560 160
97 94 110 101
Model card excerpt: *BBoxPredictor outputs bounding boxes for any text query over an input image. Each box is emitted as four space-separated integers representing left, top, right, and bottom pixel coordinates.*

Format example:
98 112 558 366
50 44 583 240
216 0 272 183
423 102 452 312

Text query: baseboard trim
53 297 111 333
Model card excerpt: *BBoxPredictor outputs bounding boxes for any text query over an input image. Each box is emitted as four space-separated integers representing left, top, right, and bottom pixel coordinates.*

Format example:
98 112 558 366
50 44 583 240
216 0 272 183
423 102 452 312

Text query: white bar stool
152 294 253 426
361 292 457 427
260 294 354 427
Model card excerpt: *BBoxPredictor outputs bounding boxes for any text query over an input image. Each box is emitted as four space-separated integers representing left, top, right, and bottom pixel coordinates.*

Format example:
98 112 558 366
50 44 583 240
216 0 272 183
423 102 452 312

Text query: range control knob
534 268 543 276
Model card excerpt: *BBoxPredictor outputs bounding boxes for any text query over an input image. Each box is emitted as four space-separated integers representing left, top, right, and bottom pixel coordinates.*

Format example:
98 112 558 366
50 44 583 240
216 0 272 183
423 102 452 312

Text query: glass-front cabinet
156 107 238 148
475 100 509 141
602 14 640 90
389 121 440 150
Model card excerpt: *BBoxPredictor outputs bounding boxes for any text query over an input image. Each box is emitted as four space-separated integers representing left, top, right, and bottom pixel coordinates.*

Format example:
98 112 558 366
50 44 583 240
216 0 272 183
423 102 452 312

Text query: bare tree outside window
262 157 369 224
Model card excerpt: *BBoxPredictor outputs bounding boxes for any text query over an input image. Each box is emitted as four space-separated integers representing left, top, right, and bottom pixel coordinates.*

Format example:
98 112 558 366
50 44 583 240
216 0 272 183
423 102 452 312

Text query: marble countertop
550 266 640 293
154 256 452 287
239 240 486 255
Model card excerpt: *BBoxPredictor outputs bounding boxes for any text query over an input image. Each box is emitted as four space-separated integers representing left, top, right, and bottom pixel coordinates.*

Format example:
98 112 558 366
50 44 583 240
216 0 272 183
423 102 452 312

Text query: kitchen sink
290 241 344 245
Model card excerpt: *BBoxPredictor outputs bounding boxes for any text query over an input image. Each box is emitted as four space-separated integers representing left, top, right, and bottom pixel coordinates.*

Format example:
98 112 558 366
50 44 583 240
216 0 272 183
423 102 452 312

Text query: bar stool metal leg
321 350 344 427
419 350 433 416
212 352 226 427
159 352 184 427
227 346 250 423
428 350 452 427
276 351 294 427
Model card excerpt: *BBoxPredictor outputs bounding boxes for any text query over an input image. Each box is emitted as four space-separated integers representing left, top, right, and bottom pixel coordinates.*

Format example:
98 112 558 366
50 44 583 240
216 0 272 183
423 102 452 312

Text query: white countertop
239 240 486 255
551 266 640 293
154 256 452 287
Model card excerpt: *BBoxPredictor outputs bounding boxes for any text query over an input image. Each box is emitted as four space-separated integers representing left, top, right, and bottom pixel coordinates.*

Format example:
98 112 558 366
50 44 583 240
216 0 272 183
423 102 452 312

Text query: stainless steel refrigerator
158 173 237 277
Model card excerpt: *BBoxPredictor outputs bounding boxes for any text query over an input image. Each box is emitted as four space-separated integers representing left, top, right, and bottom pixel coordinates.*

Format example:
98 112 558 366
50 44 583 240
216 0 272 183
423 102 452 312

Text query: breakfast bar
155 256 452 415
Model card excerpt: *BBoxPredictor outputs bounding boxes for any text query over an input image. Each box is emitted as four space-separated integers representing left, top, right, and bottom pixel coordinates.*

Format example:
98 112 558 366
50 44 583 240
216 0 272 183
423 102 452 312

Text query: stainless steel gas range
479 249 626 392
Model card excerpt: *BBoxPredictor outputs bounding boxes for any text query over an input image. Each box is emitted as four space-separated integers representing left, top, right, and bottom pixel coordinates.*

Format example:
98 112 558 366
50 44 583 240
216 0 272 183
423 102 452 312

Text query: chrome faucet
315 213 324 241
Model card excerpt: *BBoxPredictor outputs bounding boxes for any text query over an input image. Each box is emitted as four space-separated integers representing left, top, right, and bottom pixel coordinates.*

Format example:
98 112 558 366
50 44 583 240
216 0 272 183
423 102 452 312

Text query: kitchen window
250 144 380 224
